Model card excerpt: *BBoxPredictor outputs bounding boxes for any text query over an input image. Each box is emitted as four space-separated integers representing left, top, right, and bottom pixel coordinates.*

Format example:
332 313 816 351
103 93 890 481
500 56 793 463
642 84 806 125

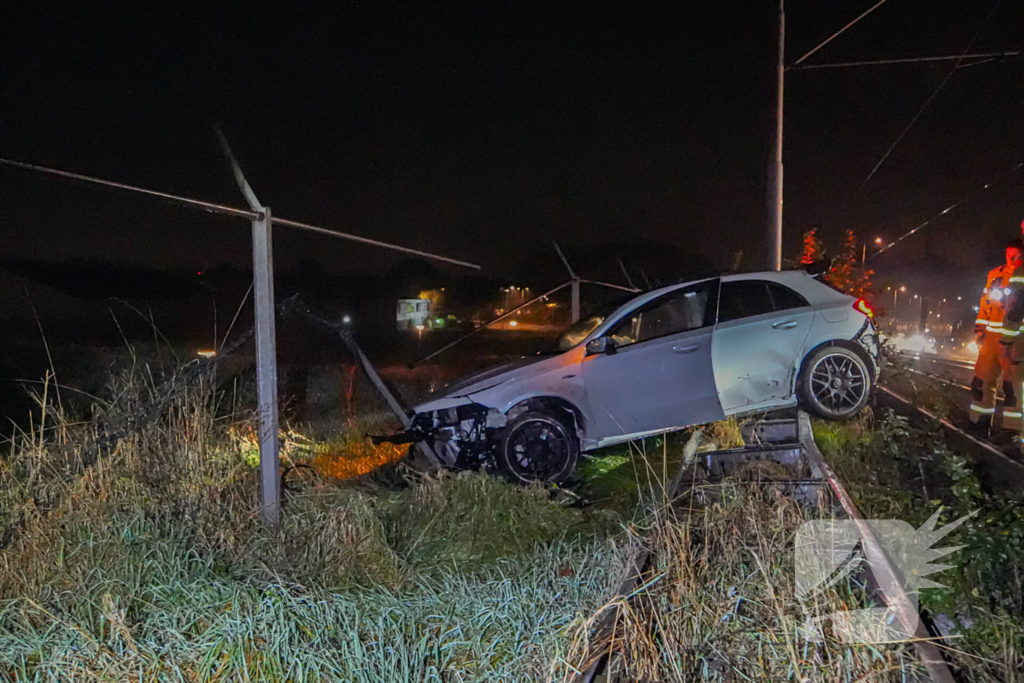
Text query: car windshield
539 296 635 354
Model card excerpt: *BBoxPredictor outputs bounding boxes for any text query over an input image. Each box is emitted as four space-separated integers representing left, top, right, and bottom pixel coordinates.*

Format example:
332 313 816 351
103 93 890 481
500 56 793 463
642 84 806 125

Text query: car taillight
853 298 874 318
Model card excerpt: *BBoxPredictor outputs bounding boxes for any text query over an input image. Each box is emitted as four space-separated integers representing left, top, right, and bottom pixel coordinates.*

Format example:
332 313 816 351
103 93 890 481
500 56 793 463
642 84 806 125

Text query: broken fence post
570 277 580 323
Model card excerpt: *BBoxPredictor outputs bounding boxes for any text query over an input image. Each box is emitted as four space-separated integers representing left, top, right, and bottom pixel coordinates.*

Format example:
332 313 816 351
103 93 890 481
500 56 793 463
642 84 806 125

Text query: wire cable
871 161 1024 258
790 49 1022 70
792 0 891 67
860 0 1002 190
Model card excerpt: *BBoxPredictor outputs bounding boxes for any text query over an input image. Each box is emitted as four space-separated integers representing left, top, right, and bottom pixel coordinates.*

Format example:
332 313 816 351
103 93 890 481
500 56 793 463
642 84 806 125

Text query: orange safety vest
977 264 1016 334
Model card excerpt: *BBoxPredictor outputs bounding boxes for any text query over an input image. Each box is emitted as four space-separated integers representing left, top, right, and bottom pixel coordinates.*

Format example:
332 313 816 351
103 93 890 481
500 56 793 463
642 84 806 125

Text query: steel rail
571 413 958 682
876 384 1024 485
798 412 956 683
0 156 481 270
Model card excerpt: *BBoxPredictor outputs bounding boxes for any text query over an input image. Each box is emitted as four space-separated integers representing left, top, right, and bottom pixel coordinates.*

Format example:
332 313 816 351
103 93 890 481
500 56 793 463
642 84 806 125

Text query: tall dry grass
0 363 629 681
553 479 931 681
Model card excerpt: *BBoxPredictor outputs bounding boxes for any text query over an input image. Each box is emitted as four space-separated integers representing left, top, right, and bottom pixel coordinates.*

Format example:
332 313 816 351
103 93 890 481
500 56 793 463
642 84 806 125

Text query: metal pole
618 258 637 290
253 207 280 526
216 130 282 527
571 278 581 323
769 0 785 271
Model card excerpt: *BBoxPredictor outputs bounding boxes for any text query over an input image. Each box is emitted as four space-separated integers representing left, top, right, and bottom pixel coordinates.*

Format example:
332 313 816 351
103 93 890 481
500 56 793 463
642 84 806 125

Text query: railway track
569 411 956 683
883 352 1024 487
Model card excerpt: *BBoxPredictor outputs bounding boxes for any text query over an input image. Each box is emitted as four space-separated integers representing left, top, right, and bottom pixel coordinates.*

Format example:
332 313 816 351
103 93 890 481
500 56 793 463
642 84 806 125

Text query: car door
581 279 725 445
712 279 814 414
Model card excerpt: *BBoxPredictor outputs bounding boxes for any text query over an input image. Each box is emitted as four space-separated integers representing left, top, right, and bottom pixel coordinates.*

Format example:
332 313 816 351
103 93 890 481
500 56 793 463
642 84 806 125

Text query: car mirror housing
586 336 617 356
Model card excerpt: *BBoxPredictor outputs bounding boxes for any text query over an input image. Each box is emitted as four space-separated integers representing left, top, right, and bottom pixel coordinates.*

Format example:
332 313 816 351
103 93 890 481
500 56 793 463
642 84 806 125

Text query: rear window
717 281 774 322
767 282 810 311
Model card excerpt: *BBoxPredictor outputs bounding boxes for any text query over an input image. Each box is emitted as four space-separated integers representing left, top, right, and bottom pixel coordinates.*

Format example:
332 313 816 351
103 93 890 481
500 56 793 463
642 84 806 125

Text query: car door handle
772 320 799 330
671 344 701 354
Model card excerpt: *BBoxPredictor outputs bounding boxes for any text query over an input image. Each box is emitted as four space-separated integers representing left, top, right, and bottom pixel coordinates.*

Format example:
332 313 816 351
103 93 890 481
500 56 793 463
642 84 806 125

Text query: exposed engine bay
374 403 508 470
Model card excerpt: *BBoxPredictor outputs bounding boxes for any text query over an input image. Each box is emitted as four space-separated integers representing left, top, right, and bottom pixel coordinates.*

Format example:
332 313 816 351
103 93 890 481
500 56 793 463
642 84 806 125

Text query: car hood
436 356 548 399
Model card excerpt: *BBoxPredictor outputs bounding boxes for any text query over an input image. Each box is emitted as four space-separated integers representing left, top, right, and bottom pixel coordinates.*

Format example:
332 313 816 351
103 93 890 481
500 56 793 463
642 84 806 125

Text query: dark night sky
1 1 1022 285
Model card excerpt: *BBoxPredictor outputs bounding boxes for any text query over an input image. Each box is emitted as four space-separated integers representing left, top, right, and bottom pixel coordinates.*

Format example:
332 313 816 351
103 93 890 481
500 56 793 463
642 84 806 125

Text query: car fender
793 338 878 394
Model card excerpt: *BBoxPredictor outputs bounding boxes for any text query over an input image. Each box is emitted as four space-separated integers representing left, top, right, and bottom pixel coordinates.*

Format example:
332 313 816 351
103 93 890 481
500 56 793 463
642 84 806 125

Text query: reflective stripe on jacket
1000 264 1024 345
977 264 1015 335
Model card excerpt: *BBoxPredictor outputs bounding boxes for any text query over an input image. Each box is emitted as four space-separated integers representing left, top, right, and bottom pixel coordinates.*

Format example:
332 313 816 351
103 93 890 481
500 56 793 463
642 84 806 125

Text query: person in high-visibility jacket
971 237 1024 434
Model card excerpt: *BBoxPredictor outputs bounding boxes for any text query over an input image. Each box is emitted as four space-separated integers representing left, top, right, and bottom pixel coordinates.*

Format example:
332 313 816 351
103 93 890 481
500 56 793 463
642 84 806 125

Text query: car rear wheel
496 409 579 485
798 346 871 420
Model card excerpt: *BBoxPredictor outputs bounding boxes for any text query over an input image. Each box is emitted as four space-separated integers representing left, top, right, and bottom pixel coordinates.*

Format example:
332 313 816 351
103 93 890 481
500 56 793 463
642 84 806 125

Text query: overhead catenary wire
0 156 481 270
871 161 1024 258
789 49 1022 70
791 0 891 67
859 0 1003 190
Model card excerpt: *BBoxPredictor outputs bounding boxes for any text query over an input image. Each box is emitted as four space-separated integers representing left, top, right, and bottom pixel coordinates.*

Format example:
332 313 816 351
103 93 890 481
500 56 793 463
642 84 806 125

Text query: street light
415 323 425 351
875 237 883 244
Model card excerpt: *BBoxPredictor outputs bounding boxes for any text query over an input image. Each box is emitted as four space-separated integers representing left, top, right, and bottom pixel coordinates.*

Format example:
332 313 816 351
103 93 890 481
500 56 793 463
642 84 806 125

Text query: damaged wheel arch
504 395 586 440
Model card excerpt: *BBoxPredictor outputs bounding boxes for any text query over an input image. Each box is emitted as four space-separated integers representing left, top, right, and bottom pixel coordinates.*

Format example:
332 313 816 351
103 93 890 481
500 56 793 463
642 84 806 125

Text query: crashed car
386 270 879 484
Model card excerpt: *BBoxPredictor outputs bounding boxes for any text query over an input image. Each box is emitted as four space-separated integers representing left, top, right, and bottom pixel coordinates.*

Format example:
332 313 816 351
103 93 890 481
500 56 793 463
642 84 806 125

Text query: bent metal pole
215 130 282 528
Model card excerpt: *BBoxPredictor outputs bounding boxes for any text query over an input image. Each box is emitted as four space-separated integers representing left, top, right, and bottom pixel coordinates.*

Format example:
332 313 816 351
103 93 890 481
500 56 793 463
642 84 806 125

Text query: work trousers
970 331 1022 431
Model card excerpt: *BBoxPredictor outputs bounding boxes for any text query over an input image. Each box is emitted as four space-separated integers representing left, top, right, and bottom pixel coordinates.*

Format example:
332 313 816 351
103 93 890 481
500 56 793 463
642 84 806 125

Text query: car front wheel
496 409 579 485
798 346 872 420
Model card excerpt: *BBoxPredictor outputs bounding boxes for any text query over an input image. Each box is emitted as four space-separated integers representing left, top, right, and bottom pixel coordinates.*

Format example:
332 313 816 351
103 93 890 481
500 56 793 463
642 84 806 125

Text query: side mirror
586 336 617 356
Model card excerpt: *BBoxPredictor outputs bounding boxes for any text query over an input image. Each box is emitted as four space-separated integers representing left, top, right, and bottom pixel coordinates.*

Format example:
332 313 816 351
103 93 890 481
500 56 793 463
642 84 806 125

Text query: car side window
716 281 774 323
608 281 715 348
767 282 810 312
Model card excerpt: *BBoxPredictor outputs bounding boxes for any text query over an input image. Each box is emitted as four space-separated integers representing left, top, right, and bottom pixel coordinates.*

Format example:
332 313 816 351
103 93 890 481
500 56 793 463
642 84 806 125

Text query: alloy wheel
507 419 570 481
809 353 867 415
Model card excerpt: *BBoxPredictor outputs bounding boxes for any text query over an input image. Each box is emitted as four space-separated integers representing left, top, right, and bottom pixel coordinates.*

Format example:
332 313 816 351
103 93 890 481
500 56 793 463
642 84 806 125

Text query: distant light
435 318 443 324
913 294 919 298
415 324 425 331
197 350 216 358
957 296 962 301
197 271 202 275
900 286 907 292
875 237 883 244
509 320 518 327
342 315 352 324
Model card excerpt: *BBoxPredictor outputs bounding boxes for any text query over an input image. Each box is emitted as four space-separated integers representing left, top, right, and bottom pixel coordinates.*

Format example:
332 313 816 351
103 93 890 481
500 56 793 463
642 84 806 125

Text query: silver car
391 270 879 484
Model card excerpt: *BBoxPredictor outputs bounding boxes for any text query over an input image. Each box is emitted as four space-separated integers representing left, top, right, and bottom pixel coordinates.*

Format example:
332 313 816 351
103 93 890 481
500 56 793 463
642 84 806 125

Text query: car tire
496 409 579 485
798 345 872 420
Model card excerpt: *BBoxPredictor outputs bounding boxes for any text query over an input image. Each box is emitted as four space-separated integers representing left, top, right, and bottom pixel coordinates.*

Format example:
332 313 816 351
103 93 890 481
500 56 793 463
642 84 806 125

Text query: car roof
629 269 847 306
585 269 849 342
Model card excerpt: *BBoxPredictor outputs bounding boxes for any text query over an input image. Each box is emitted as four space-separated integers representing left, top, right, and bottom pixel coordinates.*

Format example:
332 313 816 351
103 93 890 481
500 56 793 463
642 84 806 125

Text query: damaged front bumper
371 403 507 468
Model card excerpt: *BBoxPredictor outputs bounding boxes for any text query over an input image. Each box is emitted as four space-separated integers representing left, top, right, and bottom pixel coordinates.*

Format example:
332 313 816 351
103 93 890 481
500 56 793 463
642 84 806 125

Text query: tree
828 230 873 298
799 228 825 265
